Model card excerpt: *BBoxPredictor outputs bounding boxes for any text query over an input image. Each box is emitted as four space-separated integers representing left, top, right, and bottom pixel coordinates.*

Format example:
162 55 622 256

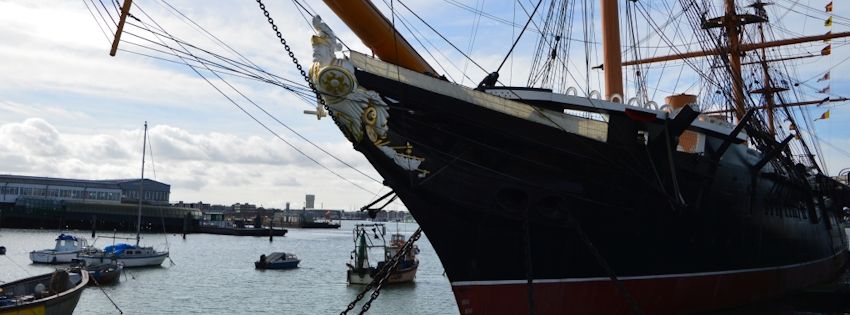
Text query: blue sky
0 0 847 209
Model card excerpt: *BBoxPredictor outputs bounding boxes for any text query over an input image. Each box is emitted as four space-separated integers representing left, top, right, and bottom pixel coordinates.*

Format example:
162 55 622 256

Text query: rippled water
0 221 458 315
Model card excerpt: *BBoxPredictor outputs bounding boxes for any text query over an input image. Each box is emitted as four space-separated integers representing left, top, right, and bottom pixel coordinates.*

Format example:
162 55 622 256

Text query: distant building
0 174 199 232
305 194 315 209
0 174 170 205
232 203 257 213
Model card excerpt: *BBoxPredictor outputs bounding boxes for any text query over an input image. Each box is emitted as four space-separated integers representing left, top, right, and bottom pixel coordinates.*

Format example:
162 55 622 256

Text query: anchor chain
341 227 422 315
255 0 327 110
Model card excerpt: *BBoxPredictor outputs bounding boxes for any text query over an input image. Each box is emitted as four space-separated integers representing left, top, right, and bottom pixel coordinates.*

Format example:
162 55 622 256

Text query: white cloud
0 118 385 209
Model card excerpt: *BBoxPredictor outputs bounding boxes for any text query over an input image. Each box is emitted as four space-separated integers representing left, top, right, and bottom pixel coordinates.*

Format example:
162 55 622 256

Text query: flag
824 31 832 43
789 122 797 130
795 133 802 140
818 85 831 93
825 16 833 27
815 110 830 120
817 71 830 82
822 45 832 55
826 1 833 12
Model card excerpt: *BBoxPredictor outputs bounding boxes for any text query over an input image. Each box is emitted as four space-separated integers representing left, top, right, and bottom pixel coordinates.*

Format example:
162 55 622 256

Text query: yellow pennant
825 16 833 27
815 110 830 121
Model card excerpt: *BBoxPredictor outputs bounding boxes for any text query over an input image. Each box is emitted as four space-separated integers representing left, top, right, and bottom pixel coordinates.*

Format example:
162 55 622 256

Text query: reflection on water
0 221 458 315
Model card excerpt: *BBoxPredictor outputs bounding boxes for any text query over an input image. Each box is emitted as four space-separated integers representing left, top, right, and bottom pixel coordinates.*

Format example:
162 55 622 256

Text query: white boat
77 243 167 268
29 234 89 264
76 122 169 268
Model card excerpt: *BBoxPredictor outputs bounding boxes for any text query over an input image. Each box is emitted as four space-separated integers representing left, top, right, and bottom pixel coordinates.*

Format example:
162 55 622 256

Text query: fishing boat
347 224 418 285
92 0 850 314
29 234 89 264
254 252 301 270
77 122 169 268
0 269 88 315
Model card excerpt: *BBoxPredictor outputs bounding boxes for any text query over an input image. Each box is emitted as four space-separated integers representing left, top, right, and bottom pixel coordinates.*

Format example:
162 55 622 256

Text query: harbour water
0 221 458 315
2 223 848 314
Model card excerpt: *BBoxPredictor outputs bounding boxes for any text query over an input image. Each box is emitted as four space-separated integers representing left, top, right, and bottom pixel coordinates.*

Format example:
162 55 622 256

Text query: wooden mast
724 0 747 119
110 0 134 56
601 0 624 99
757 27 777 135
322 0 436 74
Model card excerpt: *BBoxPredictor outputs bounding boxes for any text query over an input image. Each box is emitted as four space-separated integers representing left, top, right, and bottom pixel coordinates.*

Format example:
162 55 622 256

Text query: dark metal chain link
255 0 326 109
341 227 423 315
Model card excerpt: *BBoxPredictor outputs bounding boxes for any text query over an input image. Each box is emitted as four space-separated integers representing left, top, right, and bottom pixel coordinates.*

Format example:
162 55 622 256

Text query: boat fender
565 87 578 96
589 90 601 99
660 104 671 113
627 97 638 106
608 93 623 103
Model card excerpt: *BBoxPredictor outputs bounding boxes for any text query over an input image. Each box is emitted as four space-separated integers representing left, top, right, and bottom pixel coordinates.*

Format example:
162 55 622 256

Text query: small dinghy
254 252 300 270
30 234 88 264
71 260 123 286
0 269 88 315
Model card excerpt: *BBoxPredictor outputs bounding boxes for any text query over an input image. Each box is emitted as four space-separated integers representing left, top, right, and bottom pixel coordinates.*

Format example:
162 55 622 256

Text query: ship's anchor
340 227 422 314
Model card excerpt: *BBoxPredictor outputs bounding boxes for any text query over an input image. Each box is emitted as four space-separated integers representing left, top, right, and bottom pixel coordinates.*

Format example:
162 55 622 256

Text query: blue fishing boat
254 252 300 270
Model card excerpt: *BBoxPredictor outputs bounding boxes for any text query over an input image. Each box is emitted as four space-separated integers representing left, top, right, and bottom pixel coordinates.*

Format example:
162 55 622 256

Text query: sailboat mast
601 0 623 99
136 121 147 246
724 0 748 119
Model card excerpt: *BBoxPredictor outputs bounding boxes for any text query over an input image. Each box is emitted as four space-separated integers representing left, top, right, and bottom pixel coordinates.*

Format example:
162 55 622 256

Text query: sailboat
93 0 850 313
78 122 169 268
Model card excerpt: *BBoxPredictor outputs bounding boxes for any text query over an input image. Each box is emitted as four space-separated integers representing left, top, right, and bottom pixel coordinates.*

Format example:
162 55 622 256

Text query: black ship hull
332 59 850 315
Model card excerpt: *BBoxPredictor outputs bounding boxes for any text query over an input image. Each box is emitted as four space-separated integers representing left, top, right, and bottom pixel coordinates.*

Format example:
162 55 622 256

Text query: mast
110 0 134 56
322 0 436 74
136 121 147 246
601 0 624 99
724 0 747 119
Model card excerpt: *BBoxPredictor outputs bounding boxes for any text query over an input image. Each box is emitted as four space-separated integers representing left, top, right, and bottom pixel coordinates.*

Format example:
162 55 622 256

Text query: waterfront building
0 174 200 232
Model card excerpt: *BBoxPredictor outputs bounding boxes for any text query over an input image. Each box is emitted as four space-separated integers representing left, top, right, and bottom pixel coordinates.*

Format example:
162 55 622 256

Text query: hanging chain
255 0 327 109
341 227 423 315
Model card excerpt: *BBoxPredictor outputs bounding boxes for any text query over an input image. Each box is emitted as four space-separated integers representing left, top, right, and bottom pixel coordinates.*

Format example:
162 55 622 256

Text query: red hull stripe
451 249 848 315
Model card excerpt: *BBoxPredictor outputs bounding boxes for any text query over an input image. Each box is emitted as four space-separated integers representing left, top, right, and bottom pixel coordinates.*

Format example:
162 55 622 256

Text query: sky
0 0 848 210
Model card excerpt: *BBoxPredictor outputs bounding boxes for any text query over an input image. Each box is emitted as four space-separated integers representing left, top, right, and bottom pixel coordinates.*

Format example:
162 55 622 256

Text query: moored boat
29 234 88 264
254 252 301 270
346 224 418 285
71 260 123 285
77 243 168 268
0 269 88 315
77 122 169 268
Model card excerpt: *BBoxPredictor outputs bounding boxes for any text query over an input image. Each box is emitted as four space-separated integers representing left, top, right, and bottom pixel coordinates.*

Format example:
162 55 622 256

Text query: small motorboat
254 252 300 270
30 234 89 264
71 260 123 286
0 269 88 315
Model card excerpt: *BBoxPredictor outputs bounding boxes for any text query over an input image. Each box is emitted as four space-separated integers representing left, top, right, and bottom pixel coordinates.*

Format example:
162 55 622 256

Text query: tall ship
93 0 850 314
306 1 850 314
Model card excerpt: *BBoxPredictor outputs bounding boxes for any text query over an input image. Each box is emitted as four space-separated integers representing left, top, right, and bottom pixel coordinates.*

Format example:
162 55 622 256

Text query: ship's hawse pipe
323 0 437 75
